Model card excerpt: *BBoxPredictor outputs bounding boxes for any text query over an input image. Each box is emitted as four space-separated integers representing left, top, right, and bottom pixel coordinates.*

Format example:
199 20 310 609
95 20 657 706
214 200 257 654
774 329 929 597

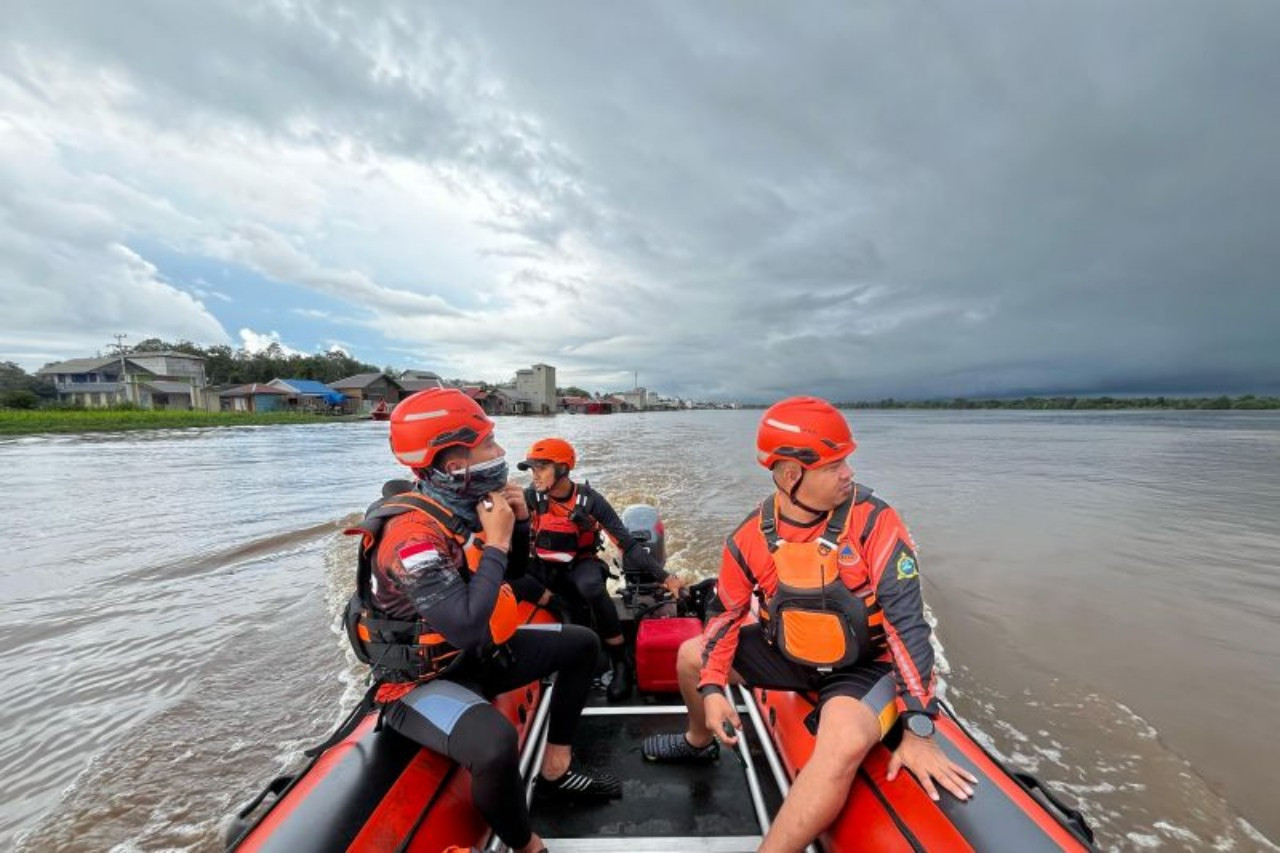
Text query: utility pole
111 333 129 405
634 370 638 390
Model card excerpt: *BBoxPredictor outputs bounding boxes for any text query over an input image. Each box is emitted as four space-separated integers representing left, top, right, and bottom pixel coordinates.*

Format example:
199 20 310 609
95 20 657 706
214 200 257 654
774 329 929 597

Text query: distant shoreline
4 395 1278 437
737 394 1280 411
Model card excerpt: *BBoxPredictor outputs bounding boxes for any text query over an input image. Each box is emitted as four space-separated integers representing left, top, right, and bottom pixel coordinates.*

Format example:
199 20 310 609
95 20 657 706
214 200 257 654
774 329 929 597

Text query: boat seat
539 838 764 852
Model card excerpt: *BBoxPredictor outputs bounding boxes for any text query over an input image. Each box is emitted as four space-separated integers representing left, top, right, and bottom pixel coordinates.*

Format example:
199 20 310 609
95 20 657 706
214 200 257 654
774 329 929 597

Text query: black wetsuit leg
475 623 600 745
565 557 623 639
380 624 601 847
382 680 532 849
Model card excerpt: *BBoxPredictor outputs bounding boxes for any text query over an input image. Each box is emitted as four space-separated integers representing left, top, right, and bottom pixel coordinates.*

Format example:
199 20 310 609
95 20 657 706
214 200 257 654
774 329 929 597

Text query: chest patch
837 543 859 567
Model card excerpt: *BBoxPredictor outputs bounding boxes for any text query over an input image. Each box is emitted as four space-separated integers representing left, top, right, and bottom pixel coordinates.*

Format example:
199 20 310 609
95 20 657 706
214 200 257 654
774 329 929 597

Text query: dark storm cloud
3 0 1277 397
424 1 1280 398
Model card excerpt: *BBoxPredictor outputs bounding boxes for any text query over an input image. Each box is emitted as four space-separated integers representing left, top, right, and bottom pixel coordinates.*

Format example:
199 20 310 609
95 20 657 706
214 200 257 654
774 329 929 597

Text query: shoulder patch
397 541 442 572
838 542 860 567
895 549 918 580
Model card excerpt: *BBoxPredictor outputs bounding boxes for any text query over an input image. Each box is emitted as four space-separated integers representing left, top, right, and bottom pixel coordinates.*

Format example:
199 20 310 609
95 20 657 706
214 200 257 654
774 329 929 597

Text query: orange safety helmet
389 388 494 469
756 396 856 469
517 437 576 471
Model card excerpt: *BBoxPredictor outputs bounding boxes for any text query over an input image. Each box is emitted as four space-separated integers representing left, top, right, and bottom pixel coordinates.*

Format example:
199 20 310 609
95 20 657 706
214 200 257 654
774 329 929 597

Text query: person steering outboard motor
520 438 684 701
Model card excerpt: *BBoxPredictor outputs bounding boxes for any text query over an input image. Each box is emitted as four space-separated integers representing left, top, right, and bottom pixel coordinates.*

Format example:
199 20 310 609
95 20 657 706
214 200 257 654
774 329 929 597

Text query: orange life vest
343 485 519 684
759 494 887 670
531 484 600 565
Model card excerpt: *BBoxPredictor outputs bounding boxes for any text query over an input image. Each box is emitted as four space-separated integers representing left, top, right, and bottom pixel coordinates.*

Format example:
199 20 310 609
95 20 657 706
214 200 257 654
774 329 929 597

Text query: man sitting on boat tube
643 396 978 852
517 437 685 701
346 389 622 853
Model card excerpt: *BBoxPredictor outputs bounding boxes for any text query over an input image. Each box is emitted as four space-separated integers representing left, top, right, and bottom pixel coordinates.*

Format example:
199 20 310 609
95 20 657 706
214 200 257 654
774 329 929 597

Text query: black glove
539 593 568 623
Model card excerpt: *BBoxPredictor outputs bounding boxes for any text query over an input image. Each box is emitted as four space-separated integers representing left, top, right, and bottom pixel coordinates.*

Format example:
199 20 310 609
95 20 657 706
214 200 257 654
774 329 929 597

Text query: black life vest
530 482 600 565
342 482 519 684
759 493 887 671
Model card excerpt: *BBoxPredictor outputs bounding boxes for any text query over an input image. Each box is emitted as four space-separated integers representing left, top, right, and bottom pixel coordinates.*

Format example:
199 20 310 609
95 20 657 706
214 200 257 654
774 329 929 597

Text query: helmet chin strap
547 465 573 497
776 470 827 517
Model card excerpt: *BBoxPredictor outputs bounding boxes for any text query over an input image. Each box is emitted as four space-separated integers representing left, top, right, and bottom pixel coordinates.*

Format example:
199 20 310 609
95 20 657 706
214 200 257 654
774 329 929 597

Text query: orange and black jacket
522 483 668 582
698 484 938 716
371 502 531 655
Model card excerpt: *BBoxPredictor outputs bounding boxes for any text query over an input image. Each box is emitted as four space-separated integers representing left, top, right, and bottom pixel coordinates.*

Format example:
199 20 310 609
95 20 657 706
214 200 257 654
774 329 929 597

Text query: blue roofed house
267 378 349 413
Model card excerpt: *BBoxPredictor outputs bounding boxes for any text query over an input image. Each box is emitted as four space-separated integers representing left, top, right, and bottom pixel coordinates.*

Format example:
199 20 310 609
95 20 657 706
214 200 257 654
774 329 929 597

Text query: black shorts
728 623 898 736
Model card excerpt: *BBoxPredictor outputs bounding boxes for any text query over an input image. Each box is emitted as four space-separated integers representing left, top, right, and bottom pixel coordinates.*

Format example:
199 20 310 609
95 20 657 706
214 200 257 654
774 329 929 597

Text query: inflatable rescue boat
227 506 1094 852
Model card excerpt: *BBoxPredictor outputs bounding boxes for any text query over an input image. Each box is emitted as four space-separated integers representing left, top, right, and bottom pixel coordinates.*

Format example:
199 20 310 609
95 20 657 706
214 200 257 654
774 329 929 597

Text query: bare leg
516 832 545 853
759 696 879 853
539 742 571 779
675 636 746 746
675 637 715 747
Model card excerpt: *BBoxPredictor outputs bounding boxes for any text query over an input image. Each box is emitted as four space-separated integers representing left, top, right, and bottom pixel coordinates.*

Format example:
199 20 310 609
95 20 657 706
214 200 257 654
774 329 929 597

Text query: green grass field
0 409 356 436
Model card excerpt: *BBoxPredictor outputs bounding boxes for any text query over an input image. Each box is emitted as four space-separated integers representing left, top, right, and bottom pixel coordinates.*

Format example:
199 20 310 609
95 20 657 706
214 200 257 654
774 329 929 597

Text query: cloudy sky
2 1 1277 400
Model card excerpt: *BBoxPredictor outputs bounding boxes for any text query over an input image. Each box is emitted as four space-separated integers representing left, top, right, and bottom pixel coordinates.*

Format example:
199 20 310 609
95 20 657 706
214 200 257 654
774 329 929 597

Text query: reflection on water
2 412 1278 851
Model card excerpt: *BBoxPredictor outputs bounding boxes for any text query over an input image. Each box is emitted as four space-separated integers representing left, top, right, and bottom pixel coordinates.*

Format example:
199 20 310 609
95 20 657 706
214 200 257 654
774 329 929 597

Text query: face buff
419 454 510 529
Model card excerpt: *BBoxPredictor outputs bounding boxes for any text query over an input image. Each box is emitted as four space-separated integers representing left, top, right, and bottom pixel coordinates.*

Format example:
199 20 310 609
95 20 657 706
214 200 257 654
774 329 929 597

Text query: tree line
736 394 1280 411
125 338 387 386
836 395 1280 410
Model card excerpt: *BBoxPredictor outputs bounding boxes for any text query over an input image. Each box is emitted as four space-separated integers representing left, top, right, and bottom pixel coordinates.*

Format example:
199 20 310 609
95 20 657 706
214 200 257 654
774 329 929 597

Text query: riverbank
0 410 357 436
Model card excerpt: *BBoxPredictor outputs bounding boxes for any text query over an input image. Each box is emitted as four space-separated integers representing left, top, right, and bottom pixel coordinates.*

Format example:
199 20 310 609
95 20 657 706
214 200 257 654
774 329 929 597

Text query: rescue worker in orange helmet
344 389 621 853
518 437 684 702
642 396 977 852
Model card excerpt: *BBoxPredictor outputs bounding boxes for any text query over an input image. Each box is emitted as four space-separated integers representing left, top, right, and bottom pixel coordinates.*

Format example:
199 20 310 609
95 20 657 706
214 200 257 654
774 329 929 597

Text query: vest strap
760 496 780 551
760 492 857 552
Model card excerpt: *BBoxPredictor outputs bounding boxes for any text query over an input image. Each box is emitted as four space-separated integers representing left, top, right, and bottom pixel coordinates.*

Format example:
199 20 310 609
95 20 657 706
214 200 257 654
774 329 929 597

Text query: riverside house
217 383 290 413
328 373 405 414
36 351 207 409
267 378 349 413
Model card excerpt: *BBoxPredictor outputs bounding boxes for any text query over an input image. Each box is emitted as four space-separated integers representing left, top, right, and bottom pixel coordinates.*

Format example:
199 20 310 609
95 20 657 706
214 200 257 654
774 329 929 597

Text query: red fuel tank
635 617 702 693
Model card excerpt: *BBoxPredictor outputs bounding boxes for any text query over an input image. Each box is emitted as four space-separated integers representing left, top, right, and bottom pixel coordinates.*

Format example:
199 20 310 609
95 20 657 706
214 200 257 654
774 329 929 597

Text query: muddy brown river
2 410 1277 851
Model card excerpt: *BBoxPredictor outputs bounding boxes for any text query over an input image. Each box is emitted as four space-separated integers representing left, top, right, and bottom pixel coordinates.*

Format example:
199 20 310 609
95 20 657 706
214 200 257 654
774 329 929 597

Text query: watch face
907 714 934 737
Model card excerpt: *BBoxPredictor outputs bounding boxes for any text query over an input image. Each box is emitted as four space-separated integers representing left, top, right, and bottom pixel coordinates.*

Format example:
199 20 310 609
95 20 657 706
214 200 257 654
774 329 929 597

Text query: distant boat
369 400 391 421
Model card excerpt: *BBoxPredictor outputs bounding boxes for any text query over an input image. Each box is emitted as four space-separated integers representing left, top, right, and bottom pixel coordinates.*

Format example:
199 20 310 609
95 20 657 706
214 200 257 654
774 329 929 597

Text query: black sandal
641 732 720 763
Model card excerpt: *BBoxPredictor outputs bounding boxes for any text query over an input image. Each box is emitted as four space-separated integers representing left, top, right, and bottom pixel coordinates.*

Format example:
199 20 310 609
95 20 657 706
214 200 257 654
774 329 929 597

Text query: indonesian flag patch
397 541 441 571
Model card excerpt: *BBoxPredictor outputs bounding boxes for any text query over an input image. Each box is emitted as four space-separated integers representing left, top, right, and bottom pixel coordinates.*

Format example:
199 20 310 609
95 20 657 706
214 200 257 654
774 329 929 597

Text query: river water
1 410 1277 852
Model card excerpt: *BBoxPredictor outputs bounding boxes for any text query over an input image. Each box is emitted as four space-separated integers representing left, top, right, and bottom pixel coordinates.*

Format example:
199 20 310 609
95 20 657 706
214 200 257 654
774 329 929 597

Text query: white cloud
238 328 303 356
204 224 464 319
291 308 334 320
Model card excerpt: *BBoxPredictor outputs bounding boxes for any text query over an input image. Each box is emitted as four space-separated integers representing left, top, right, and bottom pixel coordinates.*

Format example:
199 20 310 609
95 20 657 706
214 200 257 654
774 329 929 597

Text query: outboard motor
620 504 703 694
619 503 666 576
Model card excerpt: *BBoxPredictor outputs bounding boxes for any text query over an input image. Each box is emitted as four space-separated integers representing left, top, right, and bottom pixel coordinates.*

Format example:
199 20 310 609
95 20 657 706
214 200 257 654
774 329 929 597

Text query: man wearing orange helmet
344 389 621 853
517 437 684 702
643 396 976 852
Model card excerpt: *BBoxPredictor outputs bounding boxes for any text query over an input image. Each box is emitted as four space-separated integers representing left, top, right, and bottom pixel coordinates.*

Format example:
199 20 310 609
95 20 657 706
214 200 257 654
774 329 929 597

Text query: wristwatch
904 712 936 739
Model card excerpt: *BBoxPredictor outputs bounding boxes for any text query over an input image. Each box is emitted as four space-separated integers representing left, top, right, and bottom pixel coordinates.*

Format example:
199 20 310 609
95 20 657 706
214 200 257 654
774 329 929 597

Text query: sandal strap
642 732 720 762
541 767 623 798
